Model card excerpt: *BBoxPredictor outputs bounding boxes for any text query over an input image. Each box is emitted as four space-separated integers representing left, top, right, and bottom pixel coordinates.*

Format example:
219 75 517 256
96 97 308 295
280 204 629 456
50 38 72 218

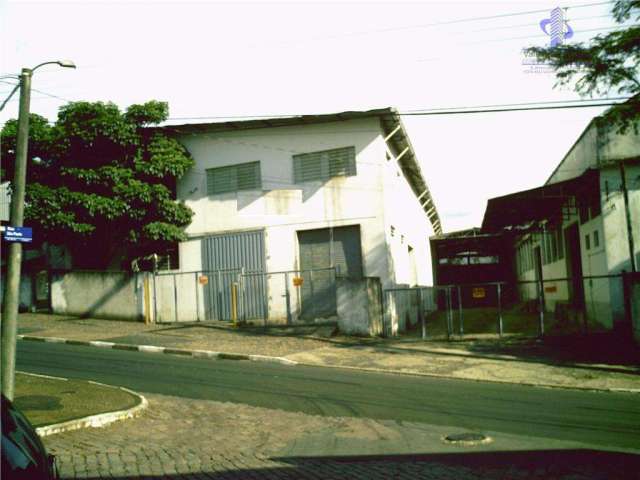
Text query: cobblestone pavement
44 394 639 479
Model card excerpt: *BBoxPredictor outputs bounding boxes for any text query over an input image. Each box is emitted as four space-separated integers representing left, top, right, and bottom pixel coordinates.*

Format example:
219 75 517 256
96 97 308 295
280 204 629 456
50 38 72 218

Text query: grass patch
13 372 140 428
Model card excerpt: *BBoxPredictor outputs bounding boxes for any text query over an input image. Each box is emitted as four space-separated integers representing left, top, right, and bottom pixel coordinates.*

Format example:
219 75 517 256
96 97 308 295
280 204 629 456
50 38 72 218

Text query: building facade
163 108 441 323
483 116 640 330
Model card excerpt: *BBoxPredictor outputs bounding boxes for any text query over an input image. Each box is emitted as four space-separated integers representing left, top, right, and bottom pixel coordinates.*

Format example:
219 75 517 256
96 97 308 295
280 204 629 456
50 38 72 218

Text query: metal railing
384 274 627 339
153 267 337 325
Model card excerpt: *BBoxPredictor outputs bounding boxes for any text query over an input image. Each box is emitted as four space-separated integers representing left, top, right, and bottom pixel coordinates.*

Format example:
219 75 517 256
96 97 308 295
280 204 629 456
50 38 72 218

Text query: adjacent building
482 114 640 330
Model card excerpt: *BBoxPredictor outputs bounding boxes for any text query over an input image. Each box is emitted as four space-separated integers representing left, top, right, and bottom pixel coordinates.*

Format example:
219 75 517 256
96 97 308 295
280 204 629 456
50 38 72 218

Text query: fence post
153 273 158 324
285 272 292 325
537 280 545 336
497 283 503 337
457 285 463 337
173 273 178 323
217 270 223 320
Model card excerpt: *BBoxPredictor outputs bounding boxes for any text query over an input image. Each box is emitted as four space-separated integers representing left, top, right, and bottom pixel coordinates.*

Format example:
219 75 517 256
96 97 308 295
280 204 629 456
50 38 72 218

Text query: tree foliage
0 101 194 269
525 0 640 132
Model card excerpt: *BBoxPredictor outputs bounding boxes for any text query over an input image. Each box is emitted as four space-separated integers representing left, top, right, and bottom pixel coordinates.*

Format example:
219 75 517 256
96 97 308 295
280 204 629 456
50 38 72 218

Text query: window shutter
207 161 261 195
293 146 356 183
294 151 323 183
328 147 356 177
236 162 261 191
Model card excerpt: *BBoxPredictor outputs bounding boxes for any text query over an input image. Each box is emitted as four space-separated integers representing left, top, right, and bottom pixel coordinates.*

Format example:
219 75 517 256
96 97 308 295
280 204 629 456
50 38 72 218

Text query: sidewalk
17 313 640 392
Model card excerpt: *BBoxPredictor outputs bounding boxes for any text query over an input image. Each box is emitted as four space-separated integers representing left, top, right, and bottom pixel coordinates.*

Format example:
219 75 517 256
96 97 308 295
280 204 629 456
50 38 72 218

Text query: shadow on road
79 449 640 479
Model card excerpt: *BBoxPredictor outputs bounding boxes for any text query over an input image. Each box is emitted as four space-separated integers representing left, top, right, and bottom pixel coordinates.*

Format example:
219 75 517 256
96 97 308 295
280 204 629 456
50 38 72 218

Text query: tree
0 101 194 269
526 0 640 132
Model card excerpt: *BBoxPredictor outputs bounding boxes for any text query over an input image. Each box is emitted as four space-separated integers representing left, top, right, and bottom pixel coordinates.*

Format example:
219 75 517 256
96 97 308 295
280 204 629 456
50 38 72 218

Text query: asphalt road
17 340 640 451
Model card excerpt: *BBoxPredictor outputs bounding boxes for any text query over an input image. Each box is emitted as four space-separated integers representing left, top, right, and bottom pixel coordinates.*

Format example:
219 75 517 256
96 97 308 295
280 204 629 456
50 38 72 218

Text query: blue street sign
3 226 33 243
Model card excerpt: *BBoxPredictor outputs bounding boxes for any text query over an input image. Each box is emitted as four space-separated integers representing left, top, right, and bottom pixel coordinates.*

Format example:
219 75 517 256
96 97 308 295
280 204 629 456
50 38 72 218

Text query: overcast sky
0 0 624 232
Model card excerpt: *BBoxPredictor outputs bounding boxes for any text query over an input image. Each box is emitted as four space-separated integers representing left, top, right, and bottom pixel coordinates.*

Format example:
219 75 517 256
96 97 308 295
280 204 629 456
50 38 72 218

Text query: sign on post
3 226 32 243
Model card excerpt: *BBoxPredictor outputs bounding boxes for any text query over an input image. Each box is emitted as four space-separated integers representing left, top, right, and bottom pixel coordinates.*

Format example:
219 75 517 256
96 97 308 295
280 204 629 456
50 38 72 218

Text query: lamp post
1 60 75 400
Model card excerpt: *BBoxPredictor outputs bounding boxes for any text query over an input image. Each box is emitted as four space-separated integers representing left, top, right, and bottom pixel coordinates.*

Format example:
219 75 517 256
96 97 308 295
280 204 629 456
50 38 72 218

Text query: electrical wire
267 0 615 45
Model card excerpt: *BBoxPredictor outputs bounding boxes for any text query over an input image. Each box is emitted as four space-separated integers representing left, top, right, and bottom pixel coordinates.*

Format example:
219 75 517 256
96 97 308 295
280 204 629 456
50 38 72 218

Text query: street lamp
1 60 75 400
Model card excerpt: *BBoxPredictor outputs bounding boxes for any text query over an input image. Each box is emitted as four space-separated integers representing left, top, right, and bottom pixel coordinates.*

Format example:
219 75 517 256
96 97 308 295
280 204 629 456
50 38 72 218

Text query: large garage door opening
201 230 267 321
297 225 363 320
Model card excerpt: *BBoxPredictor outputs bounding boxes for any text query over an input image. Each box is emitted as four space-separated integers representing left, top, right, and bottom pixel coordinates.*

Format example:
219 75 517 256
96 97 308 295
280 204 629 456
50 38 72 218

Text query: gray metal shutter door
332 225 363 278
298 228 336 320
201 230 267 321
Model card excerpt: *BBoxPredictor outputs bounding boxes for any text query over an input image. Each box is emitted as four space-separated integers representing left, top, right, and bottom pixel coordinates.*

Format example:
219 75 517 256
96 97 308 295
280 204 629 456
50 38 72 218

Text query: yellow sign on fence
472 287 486 299
292 277 304 287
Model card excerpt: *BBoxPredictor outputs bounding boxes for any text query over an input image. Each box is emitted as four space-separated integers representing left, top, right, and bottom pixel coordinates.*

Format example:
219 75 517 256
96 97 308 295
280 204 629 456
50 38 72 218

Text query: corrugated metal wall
201 230 267 320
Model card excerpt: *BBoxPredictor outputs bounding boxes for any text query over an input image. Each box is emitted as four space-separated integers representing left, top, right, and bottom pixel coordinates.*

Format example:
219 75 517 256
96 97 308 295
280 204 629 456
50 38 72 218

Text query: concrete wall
337 277 383 336
384 288 419 336
153 272 203 323
51 271 148 321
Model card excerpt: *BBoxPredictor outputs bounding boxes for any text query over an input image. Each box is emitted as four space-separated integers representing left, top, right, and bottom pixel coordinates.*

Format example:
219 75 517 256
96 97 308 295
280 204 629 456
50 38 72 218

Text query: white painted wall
381 151 434 287
547 120 598 184
175 117 434 297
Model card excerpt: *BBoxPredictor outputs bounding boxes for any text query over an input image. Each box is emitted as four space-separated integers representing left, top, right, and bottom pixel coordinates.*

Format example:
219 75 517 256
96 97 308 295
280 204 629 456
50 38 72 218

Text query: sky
0 0 626 232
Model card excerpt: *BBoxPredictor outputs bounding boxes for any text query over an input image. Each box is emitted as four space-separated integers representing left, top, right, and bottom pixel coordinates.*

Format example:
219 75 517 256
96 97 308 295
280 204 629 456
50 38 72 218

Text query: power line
399 101 627 116
0 80 72 104
275 1 614 45
402 97 630 113
162 97 630 123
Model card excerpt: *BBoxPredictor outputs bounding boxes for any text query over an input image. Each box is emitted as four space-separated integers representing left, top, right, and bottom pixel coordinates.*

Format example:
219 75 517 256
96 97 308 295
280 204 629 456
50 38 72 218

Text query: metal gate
201 230 267 321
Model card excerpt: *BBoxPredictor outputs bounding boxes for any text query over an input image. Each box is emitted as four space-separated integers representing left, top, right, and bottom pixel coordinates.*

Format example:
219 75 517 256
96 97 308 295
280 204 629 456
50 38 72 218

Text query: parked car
1 394 58 480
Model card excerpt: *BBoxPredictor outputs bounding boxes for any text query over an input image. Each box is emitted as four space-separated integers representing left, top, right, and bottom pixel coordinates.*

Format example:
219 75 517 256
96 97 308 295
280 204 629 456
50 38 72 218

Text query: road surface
17 340 640 451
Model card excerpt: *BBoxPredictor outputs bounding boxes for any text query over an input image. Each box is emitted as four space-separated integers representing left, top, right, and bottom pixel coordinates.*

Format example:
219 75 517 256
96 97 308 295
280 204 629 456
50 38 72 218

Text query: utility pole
1 60 74 400
1 68 32 400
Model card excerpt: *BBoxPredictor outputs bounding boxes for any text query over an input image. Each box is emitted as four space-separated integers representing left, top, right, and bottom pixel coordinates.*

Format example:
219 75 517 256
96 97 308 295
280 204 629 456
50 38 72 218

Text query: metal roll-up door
297 225 362 320
332 225 363 278
201 230 267 321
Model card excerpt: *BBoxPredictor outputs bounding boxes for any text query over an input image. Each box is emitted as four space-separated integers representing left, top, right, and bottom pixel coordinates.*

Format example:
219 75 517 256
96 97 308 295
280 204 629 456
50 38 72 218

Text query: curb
17 373 150 437
17 335 298 367
18 335 639 395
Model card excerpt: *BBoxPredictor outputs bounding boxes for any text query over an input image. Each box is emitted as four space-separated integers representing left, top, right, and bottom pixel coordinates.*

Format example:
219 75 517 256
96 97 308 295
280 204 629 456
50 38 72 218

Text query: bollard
195 272 200 322
231 282 238 328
